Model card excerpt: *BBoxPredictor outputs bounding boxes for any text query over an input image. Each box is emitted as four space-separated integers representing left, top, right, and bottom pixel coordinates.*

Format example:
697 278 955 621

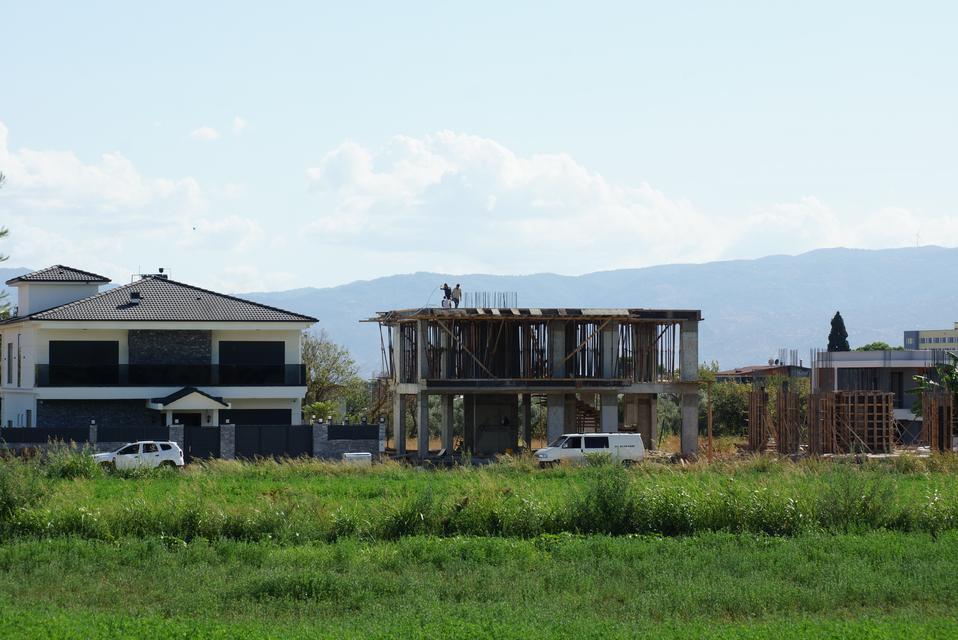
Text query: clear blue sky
1 1 955 291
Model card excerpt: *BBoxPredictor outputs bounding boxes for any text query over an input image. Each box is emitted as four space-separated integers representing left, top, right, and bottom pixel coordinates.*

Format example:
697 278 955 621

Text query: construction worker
452 284 462 308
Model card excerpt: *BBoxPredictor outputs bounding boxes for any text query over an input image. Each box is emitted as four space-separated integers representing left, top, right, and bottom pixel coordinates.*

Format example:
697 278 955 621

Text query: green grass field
2 450 957 637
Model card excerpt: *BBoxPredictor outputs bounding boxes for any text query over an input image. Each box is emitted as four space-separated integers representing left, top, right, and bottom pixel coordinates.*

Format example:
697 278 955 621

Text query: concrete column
440 394 454 454
393 392 406 455
600 392 618 432
417 320 429 380
549 321 566 378
602 322 620 378
649 394 658 450
417 391 430 458
633 394 659 451
681 392 699 457
680 321 699 382
546 394 565 443
392 325 403 383
88 422 98 446
564 394 578 432
522 393 532 448
220 424 235 460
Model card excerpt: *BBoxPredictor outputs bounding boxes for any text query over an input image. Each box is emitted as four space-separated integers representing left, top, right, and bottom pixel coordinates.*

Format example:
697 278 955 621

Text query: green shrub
39 441 102 480
0 458 45 520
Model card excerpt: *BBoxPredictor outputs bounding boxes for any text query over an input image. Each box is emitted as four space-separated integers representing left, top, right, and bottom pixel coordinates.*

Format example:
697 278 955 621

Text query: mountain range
3 246 955 375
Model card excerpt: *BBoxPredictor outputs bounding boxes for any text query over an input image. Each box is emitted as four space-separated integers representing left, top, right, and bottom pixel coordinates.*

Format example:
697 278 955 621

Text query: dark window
117 444 139 455
49 341 119 385
16 335 21 387
562 436 582 449
5 343 10 384
219 341 284 364
142 443 158 453
585 436 609 449
219 341 284 384
159 443 172 451
25 409 32 428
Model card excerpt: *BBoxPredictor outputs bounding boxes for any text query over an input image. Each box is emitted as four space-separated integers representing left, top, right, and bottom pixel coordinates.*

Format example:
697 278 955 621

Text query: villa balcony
35 364 307 387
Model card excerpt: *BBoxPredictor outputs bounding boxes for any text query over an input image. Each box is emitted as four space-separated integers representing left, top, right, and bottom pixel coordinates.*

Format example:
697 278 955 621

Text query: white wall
0 326 38 389
15 283 101 316
1 389 37 427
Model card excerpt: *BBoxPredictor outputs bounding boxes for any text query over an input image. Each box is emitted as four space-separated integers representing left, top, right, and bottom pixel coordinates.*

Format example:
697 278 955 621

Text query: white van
535 433 645 467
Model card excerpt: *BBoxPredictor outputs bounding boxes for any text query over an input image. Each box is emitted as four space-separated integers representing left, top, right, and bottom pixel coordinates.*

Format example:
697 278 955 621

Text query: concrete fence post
312 421 327 458
169 425 184 451
220 424 235 460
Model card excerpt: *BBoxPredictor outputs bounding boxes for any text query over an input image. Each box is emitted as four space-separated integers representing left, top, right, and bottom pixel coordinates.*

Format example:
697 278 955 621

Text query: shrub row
2 458 957 542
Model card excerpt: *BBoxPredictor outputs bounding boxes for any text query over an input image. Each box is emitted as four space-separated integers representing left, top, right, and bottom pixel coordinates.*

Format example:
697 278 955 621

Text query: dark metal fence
0 426 89 443
235 425 313 459
184 426 220 462
328 424 379 440
98 426 170 443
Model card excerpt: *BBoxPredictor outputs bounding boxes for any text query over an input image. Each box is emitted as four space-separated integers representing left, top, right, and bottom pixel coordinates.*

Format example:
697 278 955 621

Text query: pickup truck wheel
161 461 177 470
100 461 115 472
539 461 555 469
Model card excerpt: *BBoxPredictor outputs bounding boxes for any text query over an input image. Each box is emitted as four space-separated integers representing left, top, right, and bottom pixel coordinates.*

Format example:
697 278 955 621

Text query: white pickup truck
535 433 645 468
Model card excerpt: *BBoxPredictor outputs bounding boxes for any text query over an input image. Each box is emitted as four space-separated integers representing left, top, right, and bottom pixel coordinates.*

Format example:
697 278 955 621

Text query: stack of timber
775 386 801 455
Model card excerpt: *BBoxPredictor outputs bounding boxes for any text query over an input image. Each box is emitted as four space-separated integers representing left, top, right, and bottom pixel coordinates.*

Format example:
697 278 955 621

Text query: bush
0 458 45 520
39 441 103 480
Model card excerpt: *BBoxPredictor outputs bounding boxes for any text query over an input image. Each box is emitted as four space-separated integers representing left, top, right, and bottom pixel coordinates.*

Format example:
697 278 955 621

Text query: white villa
0 266 316 428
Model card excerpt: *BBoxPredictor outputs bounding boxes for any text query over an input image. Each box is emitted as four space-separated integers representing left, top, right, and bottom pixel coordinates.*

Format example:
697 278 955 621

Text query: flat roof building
904 323 958 354
367 306 702 458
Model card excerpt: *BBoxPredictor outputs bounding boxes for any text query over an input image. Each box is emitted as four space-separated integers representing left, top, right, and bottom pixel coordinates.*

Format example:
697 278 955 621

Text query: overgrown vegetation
2 451 958 542
2 450 958 638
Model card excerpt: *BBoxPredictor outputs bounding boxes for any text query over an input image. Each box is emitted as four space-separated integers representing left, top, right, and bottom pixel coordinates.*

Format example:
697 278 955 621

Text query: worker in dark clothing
452 284 462 308
441 283 452 301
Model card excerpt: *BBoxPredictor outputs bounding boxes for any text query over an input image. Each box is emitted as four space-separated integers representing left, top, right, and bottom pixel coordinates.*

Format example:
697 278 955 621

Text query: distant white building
0 266 316 428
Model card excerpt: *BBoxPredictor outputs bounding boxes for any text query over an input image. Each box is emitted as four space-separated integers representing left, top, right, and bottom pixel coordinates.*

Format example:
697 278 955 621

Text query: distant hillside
240 246 958 374
5 247 956 375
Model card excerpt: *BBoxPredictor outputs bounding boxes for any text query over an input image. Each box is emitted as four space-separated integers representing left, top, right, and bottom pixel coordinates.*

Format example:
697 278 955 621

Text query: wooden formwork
834 391 895 454
747 387 771 451
775 387 801 455
808 391 894 454
808 392 837 455
921 392 954 452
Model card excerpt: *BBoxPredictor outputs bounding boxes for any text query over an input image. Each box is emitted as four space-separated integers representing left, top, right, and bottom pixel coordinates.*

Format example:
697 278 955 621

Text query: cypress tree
827 311 850 352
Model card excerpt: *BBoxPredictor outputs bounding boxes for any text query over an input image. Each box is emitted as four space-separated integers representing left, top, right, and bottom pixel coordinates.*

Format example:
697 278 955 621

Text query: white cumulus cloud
304 131 956 277
189 126 221 141
0 121 269 288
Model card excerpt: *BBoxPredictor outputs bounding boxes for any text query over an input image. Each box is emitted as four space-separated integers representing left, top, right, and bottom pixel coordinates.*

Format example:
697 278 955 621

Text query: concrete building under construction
366 306 702 458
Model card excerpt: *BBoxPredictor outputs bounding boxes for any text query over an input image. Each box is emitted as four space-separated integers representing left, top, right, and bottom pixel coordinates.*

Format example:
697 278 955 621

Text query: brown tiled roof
5 265 111 285
4 276 316 323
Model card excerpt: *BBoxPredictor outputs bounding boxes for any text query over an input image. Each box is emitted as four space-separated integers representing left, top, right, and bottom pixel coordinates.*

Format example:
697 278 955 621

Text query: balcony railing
35 364 307 387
